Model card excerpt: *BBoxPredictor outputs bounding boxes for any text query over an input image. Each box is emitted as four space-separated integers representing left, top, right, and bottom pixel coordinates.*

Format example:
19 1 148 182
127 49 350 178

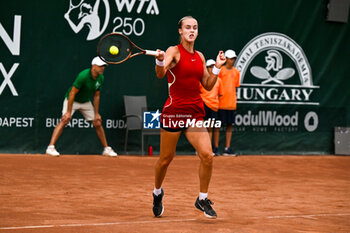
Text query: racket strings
98 34 132 64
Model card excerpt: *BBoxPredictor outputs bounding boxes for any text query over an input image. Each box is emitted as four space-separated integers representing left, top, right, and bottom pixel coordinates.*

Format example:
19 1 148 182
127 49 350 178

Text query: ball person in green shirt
46 57 117 157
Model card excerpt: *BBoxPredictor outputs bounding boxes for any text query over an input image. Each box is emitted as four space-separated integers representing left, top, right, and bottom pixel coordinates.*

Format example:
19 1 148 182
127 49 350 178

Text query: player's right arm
155 46 179 79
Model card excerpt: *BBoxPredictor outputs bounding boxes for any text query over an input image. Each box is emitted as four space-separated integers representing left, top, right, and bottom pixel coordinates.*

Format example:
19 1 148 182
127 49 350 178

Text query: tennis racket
97 33 158 64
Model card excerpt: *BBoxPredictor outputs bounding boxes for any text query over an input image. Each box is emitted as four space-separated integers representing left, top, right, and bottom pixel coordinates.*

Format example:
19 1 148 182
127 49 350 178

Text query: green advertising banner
0 0 349 154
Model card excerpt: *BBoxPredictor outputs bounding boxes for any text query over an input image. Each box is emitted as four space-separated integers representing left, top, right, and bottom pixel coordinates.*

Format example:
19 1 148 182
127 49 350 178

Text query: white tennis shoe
103 146 118 157
46 145 60 157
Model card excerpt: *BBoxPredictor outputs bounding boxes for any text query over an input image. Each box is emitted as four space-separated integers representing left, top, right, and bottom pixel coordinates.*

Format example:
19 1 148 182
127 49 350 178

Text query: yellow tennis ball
109 45 119 55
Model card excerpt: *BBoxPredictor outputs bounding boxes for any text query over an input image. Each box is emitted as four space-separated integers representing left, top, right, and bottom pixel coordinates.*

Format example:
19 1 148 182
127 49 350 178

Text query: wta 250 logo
64 0 160 40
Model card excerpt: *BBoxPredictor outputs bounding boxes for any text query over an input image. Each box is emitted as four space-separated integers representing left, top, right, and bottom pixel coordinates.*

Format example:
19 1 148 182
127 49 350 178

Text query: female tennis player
152 16 226 219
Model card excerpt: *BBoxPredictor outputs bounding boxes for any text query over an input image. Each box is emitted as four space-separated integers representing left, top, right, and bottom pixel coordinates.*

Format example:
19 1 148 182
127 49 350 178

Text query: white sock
153 187 162 196
199 192 208 200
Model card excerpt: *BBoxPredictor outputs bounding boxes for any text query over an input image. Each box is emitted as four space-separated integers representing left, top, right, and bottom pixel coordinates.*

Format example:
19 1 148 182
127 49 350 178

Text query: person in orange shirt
200 59 223 142
214 49 240 156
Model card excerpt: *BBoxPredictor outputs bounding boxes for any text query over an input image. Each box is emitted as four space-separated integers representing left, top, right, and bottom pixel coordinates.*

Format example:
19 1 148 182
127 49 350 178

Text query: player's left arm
200 51 226 91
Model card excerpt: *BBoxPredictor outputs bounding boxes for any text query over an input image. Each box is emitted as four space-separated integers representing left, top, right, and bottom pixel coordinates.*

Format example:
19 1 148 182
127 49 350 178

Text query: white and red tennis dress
161 44 205 129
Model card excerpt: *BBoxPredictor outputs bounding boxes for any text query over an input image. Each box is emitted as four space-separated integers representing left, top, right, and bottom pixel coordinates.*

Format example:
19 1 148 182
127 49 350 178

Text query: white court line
250 213 350 220
0 218 198 230
1 213 350 230
0 225 55 230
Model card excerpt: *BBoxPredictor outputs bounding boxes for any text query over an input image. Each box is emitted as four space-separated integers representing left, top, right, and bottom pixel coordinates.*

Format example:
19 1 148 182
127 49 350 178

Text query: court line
0 218 198 230
1 213 350 230
250 213 350 220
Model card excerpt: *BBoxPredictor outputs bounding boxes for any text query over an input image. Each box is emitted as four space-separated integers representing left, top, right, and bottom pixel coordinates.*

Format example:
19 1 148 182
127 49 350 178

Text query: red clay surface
0 154 349 233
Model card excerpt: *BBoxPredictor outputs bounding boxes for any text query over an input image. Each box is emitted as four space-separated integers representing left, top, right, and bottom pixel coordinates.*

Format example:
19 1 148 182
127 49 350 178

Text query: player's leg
48 121 67 146
225 124 232 148
81 101 117 156
223 110 236 156
46 99 75 156
94 122 117 156
185 125 217 218
213 109 225 156
207 127 213 141
93 120 108 147
47 122 66 156
155 129 181 188
204 105 217 148
185 126 213 193
153 128 181 217
213 127 220 155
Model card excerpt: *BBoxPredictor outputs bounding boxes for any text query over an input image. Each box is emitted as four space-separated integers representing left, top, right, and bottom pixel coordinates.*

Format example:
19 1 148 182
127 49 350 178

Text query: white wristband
156 59 165 67
212 65 221 75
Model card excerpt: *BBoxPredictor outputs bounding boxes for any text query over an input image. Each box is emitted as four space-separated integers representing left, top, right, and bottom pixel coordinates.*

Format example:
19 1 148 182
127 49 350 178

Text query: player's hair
178 16 196 29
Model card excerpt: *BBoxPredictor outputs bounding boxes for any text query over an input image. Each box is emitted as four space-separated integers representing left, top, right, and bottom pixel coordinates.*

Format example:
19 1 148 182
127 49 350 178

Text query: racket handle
145 50 158 56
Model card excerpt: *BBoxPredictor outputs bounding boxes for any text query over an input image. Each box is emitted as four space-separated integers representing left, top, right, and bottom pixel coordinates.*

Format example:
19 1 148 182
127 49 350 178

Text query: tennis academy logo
234 32 320 132
235 32 319 106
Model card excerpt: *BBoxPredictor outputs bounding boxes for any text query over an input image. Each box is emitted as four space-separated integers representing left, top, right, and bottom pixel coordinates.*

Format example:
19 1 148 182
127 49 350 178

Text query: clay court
0 154 349 233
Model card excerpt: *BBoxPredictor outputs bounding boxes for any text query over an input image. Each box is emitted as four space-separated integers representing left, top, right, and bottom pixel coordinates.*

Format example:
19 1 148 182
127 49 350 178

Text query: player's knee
93 120 102 127
159 154 174 168
60 118 69 125
200 151 213 166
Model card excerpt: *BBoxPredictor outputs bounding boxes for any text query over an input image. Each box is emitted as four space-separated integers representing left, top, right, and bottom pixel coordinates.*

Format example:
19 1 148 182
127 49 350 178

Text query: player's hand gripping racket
97 33 158 64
